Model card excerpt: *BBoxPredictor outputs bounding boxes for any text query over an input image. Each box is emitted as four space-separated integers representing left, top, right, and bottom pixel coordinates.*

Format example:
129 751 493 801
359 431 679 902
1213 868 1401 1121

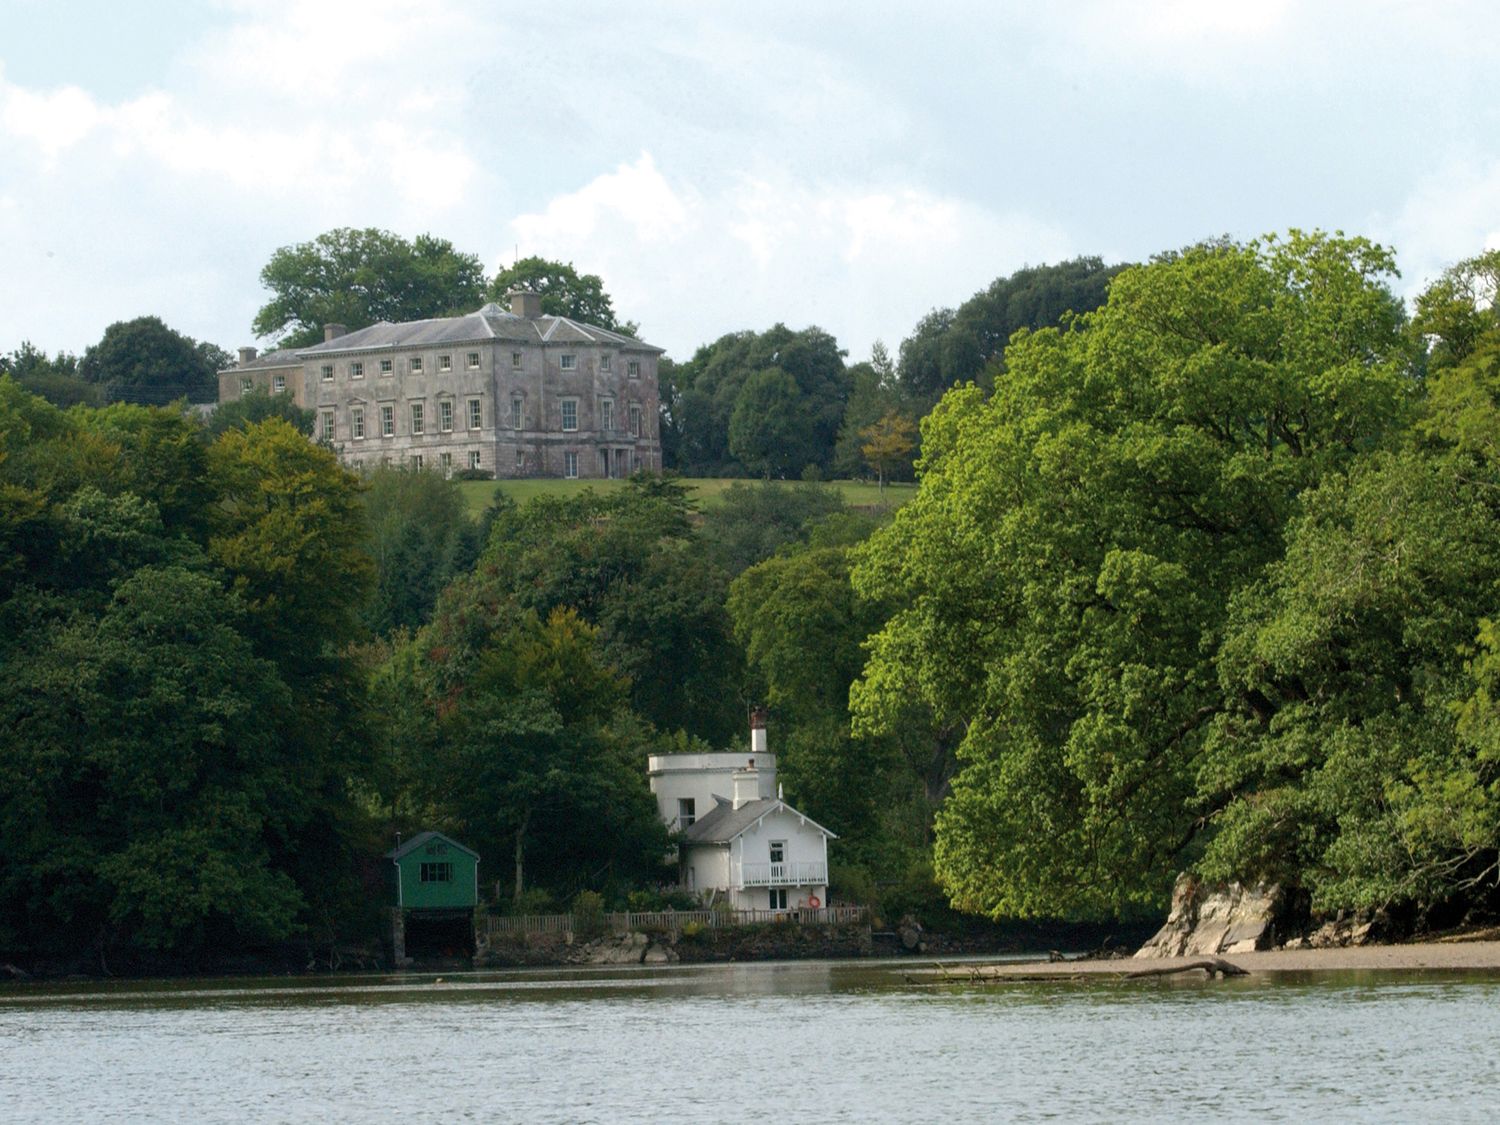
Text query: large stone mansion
219 291 663 479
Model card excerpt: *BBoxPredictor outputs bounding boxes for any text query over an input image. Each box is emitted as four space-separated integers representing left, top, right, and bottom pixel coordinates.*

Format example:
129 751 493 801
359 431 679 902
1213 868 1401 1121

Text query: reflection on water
3 960 1499 1122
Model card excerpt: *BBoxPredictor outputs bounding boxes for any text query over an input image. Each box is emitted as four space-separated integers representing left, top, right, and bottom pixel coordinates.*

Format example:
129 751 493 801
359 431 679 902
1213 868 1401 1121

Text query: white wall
647 752 778 829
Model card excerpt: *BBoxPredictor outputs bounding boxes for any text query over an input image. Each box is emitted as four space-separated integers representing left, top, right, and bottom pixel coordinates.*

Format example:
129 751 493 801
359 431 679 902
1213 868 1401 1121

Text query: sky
4 0 1500 364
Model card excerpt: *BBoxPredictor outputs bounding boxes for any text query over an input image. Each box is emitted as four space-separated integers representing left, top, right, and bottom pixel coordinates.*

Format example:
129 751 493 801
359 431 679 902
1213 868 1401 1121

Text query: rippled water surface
3 960 1499 1122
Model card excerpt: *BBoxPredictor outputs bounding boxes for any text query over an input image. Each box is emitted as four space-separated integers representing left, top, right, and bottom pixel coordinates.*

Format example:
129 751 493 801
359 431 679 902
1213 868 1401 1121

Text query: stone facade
218 292 663 479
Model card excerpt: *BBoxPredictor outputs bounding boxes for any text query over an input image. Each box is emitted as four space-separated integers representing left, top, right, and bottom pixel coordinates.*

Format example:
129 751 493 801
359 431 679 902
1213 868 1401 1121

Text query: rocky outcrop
1135 874 1284 958
568 932 679 965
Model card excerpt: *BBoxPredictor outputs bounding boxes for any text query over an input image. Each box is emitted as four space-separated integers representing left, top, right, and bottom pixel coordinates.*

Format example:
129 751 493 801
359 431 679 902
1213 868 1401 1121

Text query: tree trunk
513 809 530 906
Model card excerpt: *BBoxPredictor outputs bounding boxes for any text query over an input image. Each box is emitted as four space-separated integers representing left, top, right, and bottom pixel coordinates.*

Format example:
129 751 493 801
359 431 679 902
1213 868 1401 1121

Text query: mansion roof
297 303 661 357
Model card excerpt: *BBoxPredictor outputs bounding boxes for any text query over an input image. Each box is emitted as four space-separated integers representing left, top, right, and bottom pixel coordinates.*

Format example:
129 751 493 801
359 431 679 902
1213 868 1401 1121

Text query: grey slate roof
682 797 837 845
295 303 661 356
224 349 301 372
384 830 479 861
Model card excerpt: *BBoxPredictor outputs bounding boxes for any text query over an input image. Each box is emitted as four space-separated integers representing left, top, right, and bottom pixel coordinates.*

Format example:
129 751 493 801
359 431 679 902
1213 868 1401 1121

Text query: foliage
727 367 816 478
853 232 1417 919
489 256 638 336
2 341 95 407
205 387 315 439
696 481 850 576
859 410 917 490
253 228 486 347
78 316 223 403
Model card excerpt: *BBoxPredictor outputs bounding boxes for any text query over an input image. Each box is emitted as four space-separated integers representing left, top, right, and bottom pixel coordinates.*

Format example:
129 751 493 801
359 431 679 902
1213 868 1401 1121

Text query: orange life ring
808 895 822 909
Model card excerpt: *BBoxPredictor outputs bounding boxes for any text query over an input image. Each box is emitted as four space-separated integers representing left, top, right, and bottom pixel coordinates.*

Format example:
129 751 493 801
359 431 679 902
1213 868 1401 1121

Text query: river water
3 959 1498 1122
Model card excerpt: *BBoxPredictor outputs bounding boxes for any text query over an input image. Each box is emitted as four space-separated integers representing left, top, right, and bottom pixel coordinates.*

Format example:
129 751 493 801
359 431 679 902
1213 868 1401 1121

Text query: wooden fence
487 904 867 939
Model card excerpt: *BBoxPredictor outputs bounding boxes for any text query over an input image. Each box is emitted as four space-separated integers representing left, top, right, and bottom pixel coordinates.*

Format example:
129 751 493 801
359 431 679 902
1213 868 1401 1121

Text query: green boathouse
386 831 480 963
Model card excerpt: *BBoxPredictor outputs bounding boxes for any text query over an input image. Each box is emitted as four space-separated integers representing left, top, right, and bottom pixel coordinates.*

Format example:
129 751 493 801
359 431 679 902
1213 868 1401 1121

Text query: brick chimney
323 323 347 342
238 346 257 366
732 759 759 811
509 289 543 319
750 707 768 758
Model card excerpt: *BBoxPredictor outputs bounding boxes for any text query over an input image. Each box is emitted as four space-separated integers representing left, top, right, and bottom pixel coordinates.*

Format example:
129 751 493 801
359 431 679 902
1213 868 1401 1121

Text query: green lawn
455 476 916 516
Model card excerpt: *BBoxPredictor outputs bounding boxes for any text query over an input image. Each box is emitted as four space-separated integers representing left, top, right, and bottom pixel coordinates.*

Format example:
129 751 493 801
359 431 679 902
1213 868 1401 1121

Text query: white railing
735 861 828 888
487 904 866 939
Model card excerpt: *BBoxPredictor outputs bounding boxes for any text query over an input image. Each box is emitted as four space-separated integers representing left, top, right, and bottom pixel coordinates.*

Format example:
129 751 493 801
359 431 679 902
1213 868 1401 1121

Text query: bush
454 467 494 480
504 887 558 915
571 889 608 940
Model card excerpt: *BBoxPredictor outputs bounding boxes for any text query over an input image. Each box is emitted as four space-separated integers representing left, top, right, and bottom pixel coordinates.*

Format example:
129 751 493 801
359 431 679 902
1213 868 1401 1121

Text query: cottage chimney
750 707 769 758
238 346 257 366
323 323 348 342
732 760 759 811
509 289 543 319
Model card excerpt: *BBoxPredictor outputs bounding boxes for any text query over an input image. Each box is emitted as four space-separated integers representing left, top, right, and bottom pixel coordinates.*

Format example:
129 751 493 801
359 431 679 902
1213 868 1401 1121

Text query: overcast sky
4 0 1499 363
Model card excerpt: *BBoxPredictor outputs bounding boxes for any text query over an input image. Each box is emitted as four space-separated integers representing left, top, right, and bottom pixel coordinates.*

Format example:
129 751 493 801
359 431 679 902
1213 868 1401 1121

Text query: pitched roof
384 830 479 861
221 348 301 373
682 797 837 845
296 303 661 355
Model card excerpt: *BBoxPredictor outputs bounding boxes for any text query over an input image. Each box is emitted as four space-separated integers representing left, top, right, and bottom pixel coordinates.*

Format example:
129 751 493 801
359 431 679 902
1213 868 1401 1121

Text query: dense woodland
4 229 1500 967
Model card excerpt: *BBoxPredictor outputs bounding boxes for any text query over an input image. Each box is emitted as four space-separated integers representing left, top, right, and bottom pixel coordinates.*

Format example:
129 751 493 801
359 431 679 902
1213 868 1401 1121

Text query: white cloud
510 154 1071 360
1377 157 1500 298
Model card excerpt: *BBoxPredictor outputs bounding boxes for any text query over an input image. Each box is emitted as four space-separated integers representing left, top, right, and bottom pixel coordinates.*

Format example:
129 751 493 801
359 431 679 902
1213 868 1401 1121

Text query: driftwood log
902 957 1248 985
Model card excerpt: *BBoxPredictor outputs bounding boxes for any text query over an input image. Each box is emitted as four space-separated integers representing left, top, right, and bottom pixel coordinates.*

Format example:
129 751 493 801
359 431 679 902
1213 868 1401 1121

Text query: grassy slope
456 477 916 516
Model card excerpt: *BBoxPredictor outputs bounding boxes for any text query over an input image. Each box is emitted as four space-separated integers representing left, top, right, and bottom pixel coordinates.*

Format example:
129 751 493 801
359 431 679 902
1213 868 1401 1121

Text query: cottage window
561 399 578 431
380 358 393 375
560 353 576 371
380 404 395 438
439 400 453 432
410 402 424 435
468 352 481 369
469 450 481 471
240 376 253 394
678 798 696 830
352 407 365 440
564 451 578 479
351 361 364 379
320 364 333 382
419 862 453 883
769 840 786 865
438 354 452 372
628 359 640 379
467 398 482 430
768 889 788 910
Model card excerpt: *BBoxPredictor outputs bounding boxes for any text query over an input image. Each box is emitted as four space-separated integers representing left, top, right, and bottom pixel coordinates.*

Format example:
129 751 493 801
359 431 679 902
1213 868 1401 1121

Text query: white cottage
646 711 835 912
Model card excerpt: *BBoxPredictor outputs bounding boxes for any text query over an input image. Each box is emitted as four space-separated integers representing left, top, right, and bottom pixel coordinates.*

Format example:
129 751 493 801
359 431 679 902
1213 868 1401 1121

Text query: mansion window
468 450 481 471
510 397 522 430
380 404 395 438
600 398 615 432
240 376 253 394
320 364 333 381
600 354 611 373
439 400 453 432
564 451 578 479
380 359 393 375
438 354 452 372
629 403 642 437
561 399 578 432
467 352 481 369
319 411 334 441
410 402 424 435
516 449 525 472
352 407 366 440
411 454 423 471
351 361 364 378
560 353 576 371
512 351 522 368
409 356 423 373
440 452 452 476
272 374 286 394
628 359 640 378
467 398 482 430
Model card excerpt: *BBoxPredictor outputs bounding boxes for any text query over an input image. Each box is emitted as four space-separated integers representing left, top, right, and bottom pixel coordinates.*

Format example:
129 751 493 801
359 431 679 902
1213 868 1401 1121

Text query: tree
852 232 1416 920
2 342 94 407
204 386 315 440
78 316 221 403
728 367 817 478
859 410 917 493
253 228 486 347
697 481 850 576
489 256 637 336
897 257 1126 405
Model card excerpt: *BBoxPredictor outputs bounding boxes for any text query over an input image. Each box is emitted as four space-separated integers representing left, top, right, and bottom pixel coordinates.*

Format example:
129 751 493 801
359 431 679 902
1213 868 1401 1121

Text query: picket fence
487 904 867 938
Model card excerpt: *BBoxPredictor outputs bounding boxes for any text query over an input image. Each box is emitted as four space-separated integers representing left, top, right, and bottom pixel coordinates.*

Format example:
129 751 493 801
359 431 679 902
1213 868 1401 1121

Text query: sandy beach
919 939 1500 979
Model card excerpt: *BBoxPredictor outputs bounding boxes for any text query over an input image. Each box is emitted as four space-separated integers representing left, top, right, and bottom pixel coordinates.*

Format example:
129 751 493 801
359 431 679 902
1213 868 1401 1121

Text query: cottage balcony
735 861 827 888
